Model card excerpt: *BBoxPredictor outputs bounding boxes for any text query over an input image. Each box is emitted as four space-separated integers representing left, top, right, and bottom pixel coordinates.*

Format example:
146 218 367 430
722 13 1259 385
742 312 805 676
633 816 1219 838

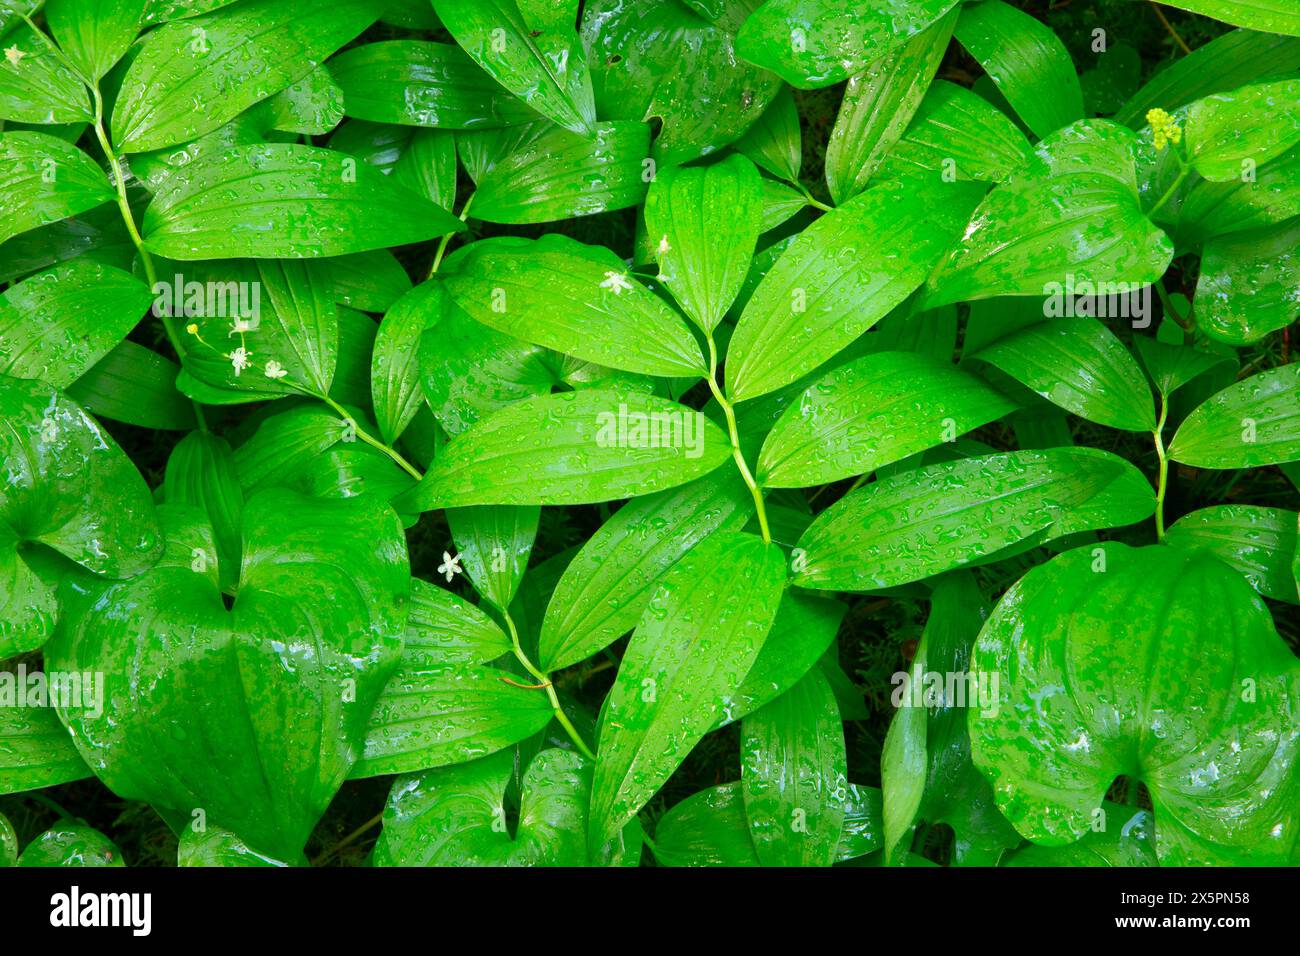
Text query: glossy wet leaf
45 0 146 79
589 531 786 848
1169 364 1300 468
0 705 92 795
643 155 763 333
403 577 513 668
398 389 731 509
726 176 986 401
178 826 294 866
163 430 244 593
1149 0 1300 36
1165 504 1299 604
0 20 92 123
0 131 114 247
757 351 1018 488
1193 218 1300 346
0 813 15 865
1002 805 1156 867
112 0 381 152
447 505 538 611
18 823 123 867
969 543 1300 864
372 281 437 445
1177 142 1300 243
733 85 801 183
793 447 1155 591
1133 333 1236 397
1185 79 1300 181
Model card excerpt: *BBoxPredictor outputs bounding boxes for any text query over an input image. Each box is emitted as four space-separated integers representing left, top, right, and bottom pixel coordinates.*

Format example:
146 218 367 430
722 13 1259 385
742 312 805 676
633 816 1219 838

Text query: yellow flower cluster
1146 108 1183 151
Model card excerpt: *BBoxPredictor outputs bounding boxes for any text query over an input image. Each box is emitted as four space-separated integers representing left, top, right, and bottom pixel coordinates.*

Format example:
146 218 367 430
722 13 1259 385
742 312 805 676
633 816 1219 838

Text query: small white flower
4 46 24 67
600 270 634 295
657 235 672 255
437 551 462 583
230 346 252 376
264 360 288 380
229 317 254 336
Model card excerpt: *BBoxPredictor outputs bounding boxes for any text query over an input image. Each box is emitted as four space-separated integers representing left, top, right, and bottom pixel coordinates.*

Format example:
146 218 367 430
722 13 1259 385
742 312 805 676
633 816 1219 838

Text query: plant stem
1153 278 1192 332
1147 1 1192 55
317 393 424 481
501 610 597 761
1153 393 1170 540
1148 163 1190 219
798 185 834 213
425 192 476 279
704 335 771 544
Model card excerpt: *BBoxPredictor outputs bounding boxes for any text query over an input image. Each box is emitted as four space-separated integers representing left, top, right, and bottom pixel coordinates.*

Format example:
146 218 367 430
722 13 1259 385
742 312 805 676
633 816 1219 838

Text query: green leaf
254 65 345 136
757 351 1018 488
725 176 986 401
440 236 705 377
733 85 801 183
0 258 152 387
740 667 846 866
373 748 640 865
397 389 732 509
0 20 92 123
164 430 244 593
404 577 513 667
332 249 413 313
1133 333 1235 397
45 0 147 79
0 705 92 795
924 121 1174 308
178 826 294 866
793 447 1156 591
1177 142 1300 243
18 823 123 867
466 121 652 224
372 281 436 445
643 155 764 333
0 813 15 865
969 543 1300 864
1169 364 1300 468
953 0 1083 139
0 131 113 246
734 0 960 89
0 374 162 654
824 9 955 205
0 200 134 286
968 318 1156 432
583 0 781 166
447 505 538 611
432 0 595 134
111 0 382 152
539 469 753 672
1002 804 1156 867
141 143 466 259
47 490 409 861
1165 505 1299 603
1186 79 1300 181
66 341 194 431
328 120 459 211
326 40 539 129
1194 219 1300 346
588 531 786 848
1148 0 1300 36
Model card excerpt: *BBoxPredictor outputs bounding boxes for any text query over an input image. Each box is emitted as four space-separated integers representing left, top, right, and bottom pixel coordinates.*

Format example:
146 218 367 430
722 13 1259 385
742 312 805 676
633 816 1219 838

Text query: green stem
1153 393 1170 541
1154 278 1192 332
501 610 596 761
318 393 424 481
425 191 476 279
704 335 771 544
1148 163 1190 219
798 185 833 213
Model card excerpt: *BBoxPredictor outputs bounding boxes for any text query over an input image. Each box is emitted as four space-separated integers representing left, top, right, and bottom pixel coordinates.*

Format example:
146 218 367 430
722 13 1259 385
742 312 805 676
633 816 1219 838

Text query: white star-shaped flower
230 346 251 376
657 235 672 255
437 551 462 583
264 360 288 379
600 270 634 295
4 46 24 67
229 317 254 336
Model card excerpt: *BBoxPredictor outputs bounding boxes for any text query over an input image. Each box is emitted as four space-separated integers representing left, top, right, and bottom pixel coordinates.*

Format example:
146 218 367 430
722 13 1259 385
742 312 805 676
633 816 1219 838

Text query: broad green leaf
880 572 1020 866
1115 29 1300 128
467 121 651 224
539 470 753 673
589 531 786 847
741 668 846 866
330 122 459 212
18 824 123 867
440 236 705 377
924 122 1174 308
969 318 1156 432
447 505 538 611
111 0 382 152
397 389 732 509
793 447 1155 591
326 41 538 129
373 749 640 866
0 131 113 246
1166 505 1299 603
643 155 764 333
1194 219 1300 346
66 341 195 431
1133 333 1236 397
733 85 801 183
824 10 955 205
970 543 1300 864
0 20 92 123
144 0 238 20
45 0 147 79
734 0 960 89
583 0 781 165
726 176 986 401
231 404 348 493
47 490 409 861
1169 364 1300 468
1002 805 1156 867
0 375 162 653
1149 0 1300 36
254 66 344 136
332 249 413 313
757 351 1017 488
141 143 465 260
757 176 808 231
178 827 294 866
164 430 244 593
372 281 437 445
0 258 152 387
1186 79 1300 181
876 80 1033 185
0 813 15 865
405 577 513 667
953 0 1083 139
0 705 92 795
432 0 596 134
0 201 134 286
1177 142 1300 243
